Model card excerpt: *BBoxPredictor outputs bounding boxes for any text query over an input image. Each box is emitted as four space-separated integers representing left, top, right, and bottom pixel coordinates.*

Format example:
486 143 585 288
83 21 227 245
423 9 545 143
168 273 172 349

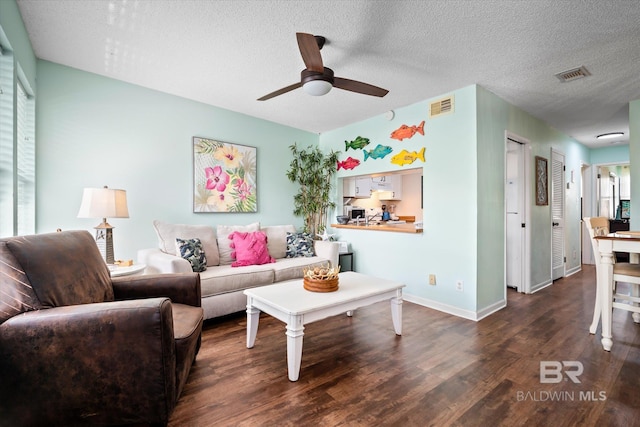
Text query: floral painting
193 137 257 212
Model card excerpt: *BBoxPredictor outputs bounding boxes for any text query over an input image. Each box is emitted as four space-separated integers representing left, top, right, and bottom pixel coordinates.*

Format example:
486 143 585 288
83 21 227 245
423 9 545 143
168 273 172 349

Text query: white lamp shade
77 187 129 219
302 80 332 96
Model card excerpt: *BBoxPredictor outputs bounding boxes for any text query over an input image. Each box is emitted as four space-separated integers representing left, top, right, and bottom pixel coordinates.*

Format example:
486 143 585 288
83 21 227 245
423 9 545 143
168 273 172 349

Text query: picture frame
535 156 548 206
193 137 257 212
620 199 631 219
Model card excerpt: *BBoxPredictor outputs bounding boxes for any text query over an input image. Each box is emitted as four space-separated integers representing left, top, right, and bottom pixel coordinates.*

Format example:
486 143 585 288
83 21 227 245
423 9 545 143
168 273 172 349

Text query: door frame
581 161 630 264
551 148 566 280
504 131 532 294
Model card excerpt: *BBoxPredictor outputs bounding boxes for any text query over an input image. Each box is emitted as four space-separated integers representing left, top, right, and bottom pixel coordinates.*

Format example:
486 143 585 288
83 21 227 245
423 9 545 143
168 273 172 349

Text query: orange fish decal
390 120 425 141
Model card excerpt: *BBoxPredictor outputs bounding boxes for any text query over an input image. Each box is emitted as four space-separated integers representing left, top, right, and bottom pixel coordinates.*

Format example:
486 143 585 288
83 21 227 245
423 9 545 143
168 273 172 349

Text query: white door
551 150 565 280
506 140 524 291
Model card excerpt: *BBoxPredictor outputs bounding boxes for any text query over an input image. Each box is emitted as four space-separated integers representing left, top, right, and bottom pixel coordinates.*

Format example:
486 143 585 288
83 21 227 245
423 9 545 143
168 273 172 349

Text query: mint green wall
475 86 508 311
630 99 640 230
320 84 590 318
476 86 590 297
320 86 480 316
0 0 36 89
590 145 629 165
36 61 318 260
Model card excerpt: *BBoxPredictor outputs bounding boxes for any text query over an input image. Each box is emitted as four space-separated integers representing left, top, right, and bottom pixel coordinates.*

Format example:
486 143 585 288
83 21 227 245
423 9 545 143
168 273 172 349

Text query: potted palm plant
286 143 340 237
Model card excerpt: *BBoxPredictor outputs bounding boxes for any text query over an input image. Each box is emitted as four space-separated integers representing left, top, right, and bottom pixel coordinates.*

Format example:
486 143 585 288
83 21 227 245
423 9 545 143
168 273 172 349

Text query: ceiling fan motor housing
301 67 334 85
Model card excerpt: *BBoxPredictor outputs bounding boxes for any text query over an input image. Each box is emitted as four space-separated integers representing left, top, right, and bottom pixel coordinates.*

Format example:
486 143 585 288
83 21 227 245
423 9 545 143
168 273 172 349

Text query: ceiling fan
257 32 389 101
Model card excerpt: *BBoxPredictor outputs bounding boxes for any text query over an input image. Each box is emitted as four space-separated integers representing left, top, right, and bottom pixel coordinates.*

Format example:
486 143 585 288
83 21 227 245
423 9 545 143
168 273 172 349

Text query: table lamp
77 186 129 264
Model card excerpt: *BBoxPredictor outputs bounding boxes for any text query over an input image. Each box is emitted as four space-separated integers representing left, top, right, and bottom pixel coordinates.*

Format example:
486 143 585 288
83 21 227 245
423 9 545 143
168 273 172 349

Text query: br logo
540 361 583 384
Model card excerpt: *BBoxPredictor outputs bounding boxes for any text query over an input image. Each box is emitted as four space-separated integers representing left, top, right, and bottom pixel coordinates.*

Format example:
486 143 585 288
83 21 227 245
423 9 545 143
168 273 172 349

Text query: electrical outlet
429 274 436 285
456 280 463 292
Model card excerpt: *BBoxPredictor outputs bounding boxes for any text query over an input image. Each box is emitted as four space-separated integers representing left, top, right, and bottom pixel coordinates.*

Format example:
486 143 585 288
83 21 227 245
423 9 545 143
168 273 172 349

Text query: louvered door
551 150 565 280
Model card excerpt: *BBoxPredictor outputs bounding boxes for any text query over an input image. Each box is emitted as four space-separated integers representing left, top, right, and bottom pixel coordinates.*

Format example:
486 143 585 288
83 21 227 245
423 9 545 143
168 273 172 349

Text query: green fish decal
364 144 393 161
345 136 370 151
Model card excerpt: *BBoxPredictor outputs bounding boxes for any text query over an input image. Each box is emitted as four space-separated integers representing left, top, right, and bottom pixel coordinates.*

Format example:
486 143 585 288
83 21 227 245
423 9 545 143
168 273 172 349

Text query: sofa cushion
153 220 219 266
175 238 207 272
272 257 330 283
229 231 275 267
217 222 260 265
285 232 316 258
198 264 275 297
0 241 42 323
261 225 296 259
5 231 113 308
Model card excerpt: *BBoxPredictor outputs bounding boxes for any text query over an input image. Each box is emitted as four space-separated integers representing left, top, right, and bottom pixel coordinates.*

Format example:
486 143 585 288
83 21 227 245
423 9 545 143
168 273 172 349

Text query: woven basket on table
303 276 339 292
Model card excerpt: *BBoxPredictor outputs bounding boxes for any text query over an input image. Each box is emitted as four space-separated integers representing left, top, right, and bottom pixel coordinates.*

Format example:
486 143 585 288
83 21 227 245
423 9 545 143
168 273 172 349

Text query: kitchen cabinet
379 175 402 200
354 177 372 198
371 176 393 191
343 178 356 198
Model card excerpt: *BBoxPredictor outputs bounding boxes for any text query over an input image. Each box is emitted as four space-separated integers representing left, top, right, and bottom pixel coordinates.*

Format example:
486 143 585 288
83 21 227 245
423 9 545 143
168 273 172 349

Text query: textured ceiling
15 0 640 148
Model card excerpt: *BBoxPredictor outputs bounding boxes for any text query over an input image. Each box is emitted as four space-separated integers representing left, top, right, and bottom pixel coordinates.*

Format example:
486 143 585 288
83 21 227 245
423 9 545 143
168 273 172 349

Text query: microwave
349 208 365 220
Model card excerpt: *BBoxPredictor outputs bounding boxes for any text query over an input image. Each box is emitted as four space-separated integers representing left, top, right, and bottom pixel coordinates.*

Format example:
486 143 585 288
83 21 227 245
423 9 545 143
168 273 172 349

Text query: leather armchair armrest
113 273 201 307
0 298 177 425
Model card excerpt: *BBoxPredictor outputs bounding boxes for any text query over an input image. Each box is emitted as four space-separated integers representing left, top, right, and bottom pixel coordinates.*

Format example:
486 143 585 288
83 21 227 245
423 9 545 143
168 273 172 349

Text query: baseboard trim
404 294 506 321
565 265 582 277
531 278 553 293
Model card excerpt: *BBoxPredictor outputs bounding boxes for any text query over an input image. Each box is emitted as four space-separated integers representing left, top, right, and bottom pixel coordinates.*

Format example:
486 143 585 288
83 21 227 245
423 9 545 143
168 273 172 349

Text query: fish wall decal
337 156 361 170
390 147 426 166
345 136 370 151
390 120 425 141
363 144 393 161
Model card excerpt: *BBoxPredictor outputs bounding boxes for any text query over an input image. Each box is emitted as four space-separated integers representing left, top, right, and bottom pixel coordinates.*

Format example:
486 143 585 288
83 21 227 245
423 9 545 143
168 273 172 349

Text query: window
0 46 13 236
16 80 35 235
0 45 36 237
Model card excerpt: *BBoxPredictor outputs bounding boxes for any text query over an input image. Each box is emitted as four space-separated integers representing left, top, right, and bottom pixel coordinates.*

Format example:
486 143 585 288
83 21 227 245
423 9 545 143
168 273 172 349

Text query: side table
339 252 354 272
109 264 146 277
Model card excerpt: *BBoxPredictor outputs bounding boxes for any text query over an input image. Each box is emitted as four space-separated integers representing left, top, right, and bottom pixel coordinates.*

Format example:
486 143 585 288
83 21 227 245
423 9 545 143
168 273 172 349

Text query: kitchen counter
331 222 423 234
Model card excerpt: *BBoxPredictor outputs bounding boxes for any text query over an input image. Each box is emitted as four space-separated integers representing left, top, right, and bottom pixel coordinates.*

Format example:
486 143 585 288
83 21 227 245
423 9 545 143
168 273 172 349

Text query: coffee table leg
286 315 304 381
390 290 403 335
246 300 260 348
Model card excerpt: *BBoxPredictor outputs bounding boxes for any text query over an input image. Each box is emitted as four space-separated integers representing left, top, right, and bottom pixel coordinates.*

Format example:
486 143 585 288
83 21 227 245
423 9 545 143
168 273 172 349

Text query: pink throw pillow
229 231 275 267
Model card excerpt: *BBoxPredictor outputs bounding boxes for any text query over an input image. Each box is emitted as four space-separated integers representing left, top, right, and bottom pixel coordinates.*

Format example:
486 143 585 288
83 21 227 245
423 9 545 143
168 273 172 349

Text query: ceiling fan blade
257 82 302 101
296 32 324 72
334 77 389 97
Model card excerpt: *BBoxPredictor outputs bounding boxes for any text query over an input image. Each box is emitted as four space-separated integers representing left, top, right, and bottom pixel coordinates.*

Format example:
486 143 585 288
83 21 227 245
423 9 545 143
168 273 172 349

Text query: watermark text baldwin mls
517 390 607 402
516 361 606 402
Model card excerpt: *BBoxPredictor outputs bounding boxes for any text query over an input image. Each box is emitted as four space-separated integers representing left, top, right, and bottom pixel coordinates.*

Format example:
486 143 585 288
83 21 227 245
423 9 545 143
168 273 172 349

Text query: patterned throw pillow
285 232 315 258
229 231 275 267
176 238 207 272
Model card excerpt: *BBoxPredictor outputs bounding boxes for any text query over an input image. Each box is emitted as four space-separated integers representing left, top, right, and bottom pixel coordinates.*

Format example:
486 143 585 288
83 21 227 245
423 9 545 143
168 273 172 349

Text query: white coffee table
244 271 405 381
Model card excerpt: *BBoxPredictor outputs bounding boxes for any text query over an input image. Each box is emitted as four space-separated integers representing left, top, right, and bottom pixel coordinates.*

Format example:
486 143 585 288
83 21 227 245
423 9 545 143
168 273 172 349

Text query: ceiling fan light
303 80 332 96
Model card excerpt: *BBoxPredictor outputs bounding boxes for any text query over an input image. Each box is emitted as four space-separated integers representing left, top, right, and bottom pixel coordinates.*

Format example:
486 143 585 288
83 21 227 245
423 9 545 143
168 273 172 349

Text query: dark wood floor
169 265 640 426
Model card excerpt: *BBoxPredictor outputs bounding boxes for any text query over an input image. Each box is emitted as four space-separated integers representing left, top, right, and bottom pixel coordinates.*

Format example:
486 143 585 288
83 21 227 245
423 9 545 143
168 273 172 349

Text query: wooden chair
584 217 640 334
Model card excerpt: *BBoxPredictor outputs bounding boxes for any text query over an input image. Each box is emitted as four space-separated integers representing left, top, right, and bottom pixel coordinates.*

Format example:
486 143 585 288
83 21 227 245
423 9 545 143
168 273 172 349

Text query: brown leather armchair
0 230 204 426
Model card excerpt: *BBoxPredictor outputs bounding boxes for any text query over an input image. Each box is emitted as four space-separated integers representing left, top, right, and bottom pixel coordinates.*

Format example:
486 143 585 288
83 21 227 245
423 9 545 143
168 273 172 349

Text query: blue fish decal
363 144 393 161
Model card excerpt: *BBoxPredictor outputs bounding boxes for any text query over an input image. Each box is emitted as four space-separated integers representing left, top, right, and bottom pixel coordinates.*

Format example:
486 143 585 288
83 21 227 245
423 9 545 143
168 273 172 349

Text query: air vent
555 66 591 82
429 95 454 118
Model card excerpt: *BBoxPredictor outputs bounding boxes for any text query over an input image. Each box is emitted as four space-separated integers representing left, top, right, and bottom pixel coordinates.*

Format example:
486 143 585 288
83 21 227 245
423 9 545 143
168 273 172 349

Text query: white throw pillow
216 222 260 265
153 220 220 266
261 225 296 259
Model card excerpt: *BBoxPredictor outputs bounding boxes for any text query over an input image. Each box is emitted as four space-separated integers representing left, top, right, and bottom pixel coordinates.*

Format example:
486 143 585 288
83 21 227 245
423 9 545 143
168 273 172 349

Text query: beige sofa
138 221 339 320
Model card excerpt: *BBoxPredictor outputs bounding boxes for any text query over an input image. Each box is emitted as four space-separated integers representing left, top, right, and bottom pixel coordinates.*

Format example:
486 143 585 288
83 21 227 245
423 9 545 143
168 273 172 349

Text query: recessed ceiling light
596 132 624 139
